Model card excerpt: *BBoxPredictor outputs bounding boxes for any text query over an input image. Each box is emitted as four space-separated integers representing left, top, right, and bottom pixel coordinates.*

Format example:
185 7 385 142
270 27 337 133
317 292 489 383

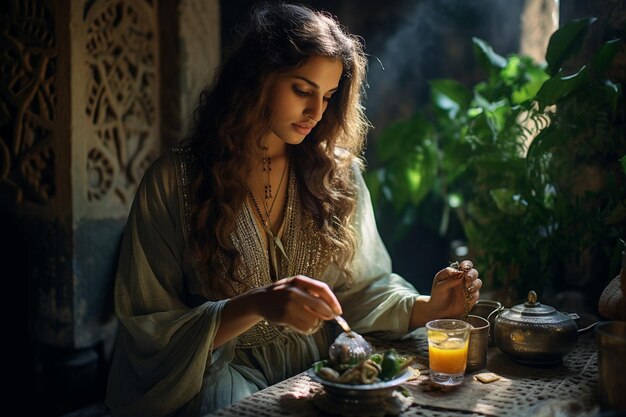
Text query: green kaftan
105 147 419 416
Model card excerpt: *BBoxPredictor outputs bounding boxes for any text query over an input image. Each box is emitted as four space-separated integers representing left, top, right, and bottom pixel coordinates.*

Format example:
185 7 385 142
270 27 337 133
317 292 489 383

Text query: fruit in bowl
312 348 414 385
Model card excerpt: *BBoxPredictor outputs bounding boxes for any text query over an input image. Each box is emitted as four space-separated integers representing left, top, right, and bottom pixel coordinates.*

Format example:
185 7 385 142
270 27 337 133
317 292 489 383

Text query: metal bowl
469 299 503 346
307 368 410 400
308 368 412 416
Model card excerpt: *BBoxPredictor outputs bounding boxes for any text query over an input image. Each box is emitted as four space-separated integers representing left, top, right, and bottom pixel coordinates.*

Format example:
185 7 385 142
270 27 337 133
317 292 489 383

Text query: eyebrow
293 76 339 93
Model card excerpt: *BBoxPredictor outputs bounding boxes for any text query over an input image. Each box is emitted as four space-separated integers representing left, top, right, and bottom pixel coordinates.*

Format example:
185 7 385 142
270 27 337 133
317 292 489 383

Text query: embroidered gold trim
174 147 330 348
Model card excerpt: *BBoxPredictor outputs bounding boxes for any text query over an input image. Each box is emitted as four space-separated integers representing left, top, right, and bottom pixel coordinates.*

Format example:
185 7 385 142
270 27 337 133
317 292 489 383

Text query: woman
105 3 481 416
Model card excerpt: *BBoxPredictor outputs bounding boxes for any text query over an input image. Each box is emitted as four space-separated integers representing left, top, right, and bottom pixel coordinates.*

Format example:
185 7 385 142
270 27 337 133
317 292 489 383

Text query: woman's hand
429 260 481 319
410 260 482 328
215 275 340 347
254 275 342 334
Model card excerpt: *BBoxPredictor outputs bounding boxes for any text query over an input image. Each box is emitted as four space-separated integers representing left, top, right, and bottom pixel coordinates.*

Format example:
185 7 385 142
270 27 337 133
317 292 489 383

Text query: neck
260 133 287 159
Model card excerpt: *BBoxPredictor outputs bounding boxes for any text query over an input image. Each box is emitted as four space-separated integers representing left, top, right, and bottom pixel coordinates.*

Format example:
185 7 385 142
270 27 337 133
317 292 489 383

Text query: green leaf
462 220 483 253
604 80 620 114
375 115 432 162
592 39 622 77
399 143 438 208
522 59 550 83
536 66 589 107
526 126 565 198
370 353 383 365
501 55 522 83
406 156 435 206
512 79 548 104
431 79 472 119
490 189 528 216
487 101 511 134
606 199 626 225
473 37 507 78
364 170 382 207
382 167 408 211
621 154 626 174
312 360 328 372
545 17 596 76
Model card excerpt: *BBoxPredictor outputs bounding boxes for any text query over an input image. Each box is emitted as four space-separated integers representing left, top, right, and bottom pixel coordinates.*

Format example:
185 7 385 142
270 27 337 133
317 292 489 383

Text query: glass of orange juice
426 319 471 386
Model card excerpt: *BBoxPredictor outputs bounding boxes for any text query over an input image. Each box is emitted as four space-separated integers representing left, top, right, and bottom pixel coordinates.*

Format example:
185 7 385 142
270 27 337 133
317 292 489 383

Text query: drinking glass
426 319 471 386
596 321 626 411
469 299 503 346
465 315 489 372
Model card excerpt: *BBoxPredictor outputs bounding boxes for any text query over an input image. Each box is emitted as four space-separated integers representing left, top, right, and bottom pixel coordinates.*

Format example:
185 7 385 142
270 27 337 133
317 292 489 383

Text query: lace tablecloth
209 329 600 417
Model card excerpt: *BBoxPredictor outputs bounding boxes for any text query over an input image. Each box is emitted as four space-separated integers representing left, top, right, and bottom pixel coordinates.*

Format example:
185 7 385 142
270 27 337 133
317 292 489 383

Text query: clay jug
598 239 626 320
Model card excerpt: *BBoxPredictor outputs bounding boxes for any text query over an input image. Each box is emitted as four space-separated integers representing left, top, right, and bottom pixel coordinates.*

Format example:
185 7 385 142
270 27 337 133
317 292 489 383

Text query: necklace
262 145 273 200
249 190 290 281
250 155 290 280
261 149 288 219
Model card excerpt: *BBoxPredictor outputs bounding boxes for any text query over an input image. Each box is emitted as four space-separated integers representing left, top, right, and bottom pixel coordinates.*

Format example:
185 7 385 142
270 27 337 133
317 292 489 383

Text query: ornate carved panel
83 0 159 207
0 0 57 205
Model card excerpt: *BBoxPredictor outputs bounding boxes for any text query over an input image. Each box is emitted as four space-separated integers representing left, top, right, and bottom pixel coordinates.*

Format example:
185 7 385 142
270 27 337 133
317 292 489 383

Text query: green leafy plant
366 17 626 302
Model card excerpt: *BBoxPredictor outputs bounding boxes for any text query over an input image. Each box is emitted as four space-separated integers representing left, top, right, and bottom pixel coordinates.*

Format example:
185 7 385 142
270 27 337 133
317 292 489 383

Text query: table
208 329 602 417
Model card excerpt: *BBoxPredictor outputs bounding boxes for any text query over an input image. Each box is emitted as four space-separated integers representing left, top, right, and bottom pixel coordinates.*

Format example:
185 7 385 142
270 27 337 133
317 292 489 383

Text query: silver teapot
493 290 596 365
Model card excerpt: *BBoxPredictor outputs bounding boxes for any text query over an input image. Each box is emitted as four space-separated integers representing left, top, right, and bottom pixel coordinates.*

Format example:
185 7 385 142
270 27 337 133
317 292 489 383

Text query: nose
304 96 325 123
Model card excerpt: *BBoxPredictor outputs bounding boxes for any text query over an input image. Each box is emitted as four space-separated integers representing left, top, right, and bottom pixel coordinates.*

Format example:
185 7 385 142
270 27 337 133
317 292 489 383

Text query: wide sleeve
105 154 228 417
329 166 419 336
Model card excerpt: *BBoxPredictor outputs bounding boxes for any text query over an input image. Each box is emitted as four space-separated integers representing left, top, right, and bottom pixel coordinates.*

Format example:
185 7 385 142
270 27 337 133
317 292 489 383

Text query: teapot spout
577 321 599 335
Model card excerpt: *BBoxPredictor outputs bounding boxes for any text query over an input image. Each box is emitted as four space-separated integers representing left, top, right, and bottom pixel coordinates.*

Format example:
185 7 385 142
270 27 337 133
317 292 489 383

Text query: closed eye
293 87 310 97
293 85 332 102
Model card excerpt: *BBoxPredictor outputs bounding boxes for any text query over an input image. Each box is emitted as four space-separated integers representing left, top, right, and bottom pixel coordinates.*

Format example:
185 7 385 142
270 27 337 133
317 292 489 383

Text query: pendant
266 228 289 281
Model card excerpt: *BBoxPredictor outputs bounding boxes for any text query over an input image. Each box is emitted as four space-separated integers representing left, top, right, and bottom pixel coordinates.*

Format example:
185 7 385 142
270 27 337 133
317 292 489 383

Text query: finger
271 278 295 291
291 275 343 316
459 260 473 272
466 278 482 293
290 286 337 320
468 289 480 308
269 278 337 320
290 310 320 333
465 268 479 283
434 272 465 291
435 267 464 283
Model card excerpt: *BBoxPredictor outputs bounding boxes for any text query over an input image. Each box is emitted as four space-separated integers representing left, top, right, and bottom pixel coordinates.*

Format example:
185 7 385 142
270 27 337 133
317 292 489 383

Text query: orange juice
428 338 469 374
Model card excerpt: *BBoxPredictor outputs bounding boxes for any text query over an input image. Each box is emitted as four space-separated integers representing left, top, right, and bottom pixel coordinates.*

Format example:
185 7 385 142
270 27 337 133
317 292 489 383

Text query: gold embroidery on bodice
173 147 329 348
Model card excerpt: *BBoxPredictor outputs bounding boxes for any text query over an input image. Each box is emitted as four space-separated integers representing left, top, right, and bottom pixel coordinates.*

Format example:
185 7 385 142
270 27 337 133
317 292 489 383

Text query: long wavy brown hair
188 2 370 297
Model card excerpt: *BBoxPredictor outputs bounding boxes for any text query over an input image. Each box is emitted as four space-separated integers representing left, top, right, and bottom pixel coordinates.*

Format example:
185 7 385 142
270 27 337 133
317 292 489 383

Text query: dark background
16 1 598 416
220 0 590 294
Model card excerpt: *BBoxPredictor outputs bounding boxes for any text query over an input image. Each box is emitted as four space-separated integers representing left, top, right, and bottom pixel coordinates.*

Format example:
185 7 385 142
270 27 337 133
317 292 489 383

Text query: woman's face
266 55 344 147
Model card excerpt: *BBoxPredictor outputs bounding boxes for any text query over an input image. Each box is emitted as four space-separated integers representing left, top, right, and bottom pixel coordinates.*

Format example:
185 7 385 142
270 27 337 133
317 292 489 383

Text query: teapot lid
511 291 556 316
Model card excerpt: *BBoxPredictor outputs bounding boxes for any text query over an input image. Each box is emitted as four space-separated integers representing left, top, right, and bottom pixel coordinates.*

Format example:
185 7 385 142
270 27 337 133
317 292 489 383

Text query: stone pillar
160 0 221 148
520 0 559 63
0 0 219 414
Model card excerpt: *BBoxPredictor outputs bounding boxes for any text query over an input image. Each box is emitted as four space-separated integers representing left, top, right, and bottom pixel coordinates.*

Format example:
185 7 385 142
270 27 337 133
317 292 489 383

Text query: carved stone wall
0 0 60 208
78 0 161 218
1 0 74 348
1 0 219 414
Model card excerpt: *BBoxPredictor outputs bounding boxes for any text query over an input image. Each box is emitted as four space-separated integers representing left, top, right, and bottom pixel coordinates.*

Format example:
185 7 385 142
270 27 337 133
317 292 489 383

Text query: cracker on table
474 372 500 383
406 367 421 381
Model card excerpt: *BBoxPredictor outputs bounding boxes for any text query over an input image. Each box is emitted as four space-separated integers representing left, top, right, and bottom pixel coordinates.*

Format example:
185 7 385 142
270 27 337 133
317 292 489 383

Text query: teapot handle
577 321 599 335
564 312 599 335
487 305 505 322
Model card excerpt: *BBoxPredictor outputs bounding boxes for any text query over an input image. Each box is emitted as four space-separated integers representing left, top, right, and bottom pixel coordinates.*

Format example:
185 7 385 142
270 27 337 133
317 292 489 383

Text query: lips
292 123 314 135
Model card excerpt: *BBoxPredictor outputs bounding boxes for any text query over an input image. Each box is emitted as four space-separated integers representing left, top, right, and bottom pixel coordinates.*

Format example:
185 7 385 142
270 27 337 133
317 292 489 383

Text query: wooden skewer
334 315 352 333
